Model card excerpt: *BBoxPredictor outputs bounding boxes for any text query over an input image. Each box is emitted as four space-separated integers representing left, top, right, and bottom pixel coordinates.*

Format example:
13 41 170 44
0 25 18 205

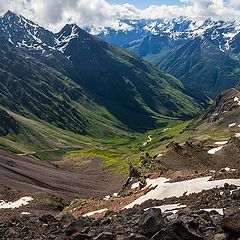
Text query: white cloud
229 0 240 10
141 0 240 21
0 0 240 32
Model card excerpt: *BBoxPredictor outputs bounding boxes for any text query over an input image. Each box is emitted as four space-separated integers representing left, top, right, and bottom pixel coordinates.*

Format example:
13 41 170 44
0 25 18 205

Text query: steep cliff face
0 109 19 136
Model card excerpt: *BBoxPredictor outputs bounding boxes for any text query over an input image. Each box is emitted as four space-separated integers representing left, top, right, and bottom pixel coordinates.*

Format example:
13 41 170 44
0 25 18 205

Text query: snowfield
125 177 240 208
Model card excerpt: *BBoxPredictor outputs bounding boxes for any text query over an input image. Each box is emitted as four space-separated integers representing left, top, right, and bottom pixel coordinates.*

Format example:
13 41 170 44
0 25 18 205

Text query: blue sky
107 0 185 9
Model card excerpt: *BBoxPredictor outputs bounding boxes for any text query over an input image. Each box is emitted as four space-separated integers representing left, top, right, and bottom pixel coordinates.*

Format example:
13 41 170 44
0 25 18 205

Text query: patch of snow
104 192 118 199
56 25 79 53
0 196 33 209
45 54 52 58
143 21 159 34
223 32 237 40
125 177 240 209
234 97 240 106
229 123 236 128
111 21 134 32
223 167 236 172
83 208 108 217
131 177 159 190
235 133 240 138
104 195 110 200
201 208 224 215
219 44 225 52
145 204 186 214
225 167 231 172
131 182 140 189
163 128 171 132
215 141 228 145
8 38 14 44
21 212 30 215
208 146 223 154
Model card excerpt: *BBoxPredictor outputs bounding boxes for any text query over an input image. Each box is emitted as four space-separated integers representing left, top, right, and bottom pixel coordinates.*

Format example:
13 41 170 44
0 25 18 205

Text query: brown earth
0 148 127 200
156 139 240 172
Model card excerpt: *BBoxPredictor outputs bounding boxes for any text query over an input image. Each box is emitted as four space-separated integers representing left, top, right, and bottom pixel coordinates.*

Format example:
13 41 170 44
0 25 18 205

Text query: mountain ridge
91 17 240 97
0 11 207 154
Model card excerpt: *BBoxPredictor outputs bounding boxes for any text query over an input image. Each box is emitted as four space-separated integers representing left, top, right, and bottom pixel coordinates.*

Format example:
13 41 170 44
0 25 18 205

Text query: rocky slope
0 149 126 199
1 206 240 240
138 87 240 172
1 170 240 240
204 87 240 123
186 87 240 140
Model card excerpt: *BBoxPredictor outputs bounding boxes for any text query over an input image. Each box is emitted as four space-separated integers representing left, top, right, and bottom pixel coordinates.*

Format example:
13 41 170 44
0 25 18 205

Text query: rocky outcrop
138 208 164 236
204 87 240 123
151 220 204 240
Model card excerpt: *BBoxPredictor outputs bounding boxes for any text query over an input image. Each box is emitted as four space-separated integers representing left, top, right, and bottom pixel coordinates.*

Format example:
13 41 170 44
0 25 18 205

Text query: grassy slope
53 28 207 128
4 101 236 172
54 117 185 171
0 105 187 171
152 38 240 98
127 35 240 98
141 109 240 160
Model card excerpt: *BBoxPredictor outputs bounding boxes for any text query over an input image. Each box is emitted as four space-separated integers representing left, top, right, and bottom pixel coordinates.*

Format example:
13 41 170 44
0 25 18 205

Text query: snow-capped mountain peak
93 17 240 53
1 10 240 58
0 10 56 53
0 11 90 58
55 24 80 53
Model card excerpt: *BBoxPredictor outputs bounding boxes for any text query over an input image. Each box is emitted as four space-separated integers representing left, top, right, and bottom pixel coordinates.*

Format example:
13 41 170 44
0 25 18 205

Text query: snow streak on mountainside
92 17 240 54
1 11 240 61
0 11 88 58
0 10 56 52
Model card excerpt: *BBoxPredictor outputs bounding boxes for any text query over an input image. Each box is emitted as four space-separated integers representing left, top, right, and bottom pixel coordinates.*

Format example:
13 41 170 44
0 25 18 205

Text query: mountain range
0 11 208 153
94 17 240 97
